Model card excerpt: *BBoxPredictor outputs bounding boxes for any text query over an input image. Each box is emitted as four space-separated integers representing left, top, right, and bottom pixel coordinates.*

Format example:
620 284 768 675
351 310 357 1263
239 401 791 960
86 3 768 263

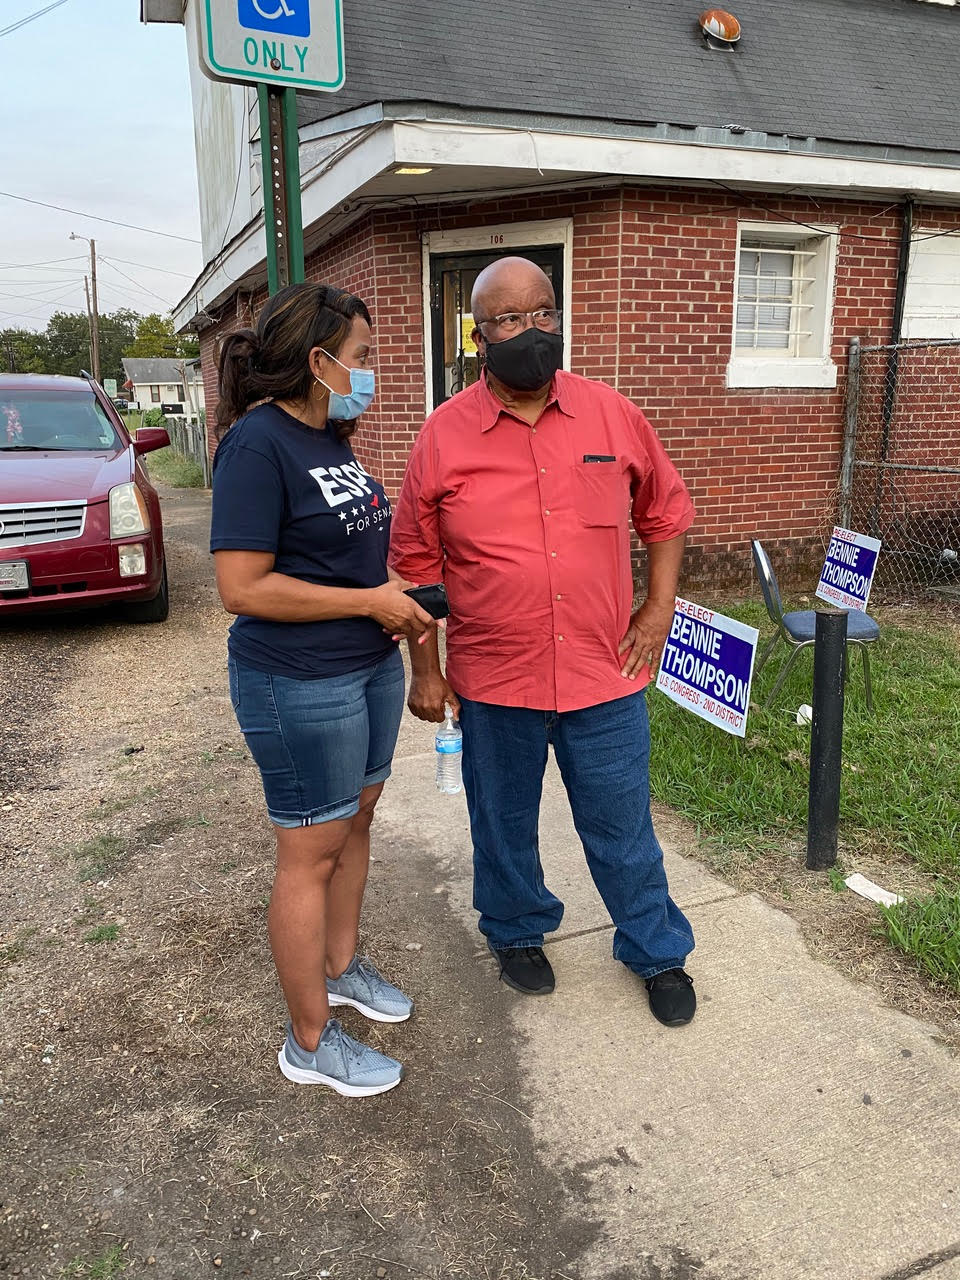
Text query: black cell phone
403 582 450 619
583 454 616 463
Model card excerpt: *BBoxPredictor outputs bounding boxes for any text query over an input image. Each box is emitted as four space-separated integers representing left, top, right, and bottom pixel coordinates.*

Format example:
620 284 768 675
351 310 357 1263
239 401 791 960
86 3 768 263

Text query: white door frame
420 217 575 415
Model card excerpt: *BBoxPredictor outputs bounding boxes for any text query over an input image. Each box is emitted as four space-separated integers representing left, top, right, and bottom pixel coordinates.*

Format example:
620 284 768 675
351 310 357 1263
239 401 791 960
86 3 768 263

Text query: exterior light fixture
699 8 741 42
394 166 433 175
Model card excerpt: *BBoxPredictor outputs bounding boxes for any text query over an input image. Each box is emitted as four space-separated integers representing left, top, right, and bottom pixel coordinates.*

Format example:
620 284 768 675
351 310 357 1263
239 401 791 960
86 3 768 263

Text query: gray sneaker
277 1019 403 1096
326 955 414 1024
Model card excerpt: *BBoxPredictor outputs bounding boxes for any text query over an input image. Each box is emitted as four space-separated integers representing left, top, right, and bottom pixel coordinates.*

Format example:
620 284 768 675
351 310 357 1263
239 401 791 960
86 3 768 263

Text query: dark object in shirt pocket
574 461 626 527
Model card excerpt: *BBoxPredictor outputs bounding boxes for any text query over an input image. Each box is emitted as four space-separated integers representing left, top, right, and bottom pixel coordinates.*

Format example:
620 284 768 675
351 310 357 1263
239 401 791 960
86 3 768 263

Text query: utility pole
71 233 101 382
89 238 101 384
84 277 95 373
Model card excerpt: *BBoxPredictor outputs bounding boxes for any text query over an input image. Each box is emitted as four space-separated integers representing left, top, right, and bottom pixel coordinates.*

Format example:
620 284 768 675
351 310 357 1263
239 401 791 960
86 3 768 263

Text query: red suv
0 374 170 623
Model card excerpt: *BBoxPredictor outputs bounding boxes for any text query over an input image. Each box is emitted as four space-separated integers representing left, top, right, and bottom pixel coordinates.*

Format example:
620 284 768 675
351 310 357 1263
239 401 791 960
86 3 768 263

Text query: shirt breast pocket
573 460 627 527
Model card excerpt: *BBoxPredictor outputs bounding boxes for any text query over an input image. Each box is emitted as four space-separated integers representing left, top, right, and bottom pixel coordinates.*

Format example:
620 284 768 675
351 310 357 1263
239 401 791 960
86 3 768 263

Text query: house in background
121 357 206 421
142 0 960 584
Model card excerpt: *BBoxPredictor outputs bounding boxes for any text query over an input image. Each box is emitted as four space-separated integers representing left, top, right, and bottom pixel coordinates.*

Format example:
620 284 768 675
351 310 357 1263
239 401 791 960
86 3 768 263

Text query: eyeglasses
476 309 562 336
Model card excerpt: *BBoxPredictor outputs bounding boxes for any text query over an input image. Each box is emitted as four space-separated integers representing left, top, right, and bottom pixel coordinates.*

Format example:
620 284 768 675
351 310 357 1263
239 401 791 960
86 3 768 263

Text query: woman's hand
366 580 436 644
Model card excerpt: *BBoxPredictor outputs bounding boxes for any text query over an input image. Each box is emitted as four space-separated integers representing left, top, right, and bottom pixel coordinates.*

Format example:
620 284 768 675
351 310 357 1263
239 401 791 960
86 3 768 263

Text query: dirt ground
0 487 595 1280
2 485 957 1280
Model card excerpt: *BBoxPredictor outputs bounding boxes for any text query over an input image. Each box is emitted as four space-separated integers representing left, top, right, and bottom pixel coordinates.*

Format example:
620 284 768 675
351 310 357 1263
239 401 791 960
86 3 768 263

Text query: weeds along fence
164 416 211 487
840 337 960 599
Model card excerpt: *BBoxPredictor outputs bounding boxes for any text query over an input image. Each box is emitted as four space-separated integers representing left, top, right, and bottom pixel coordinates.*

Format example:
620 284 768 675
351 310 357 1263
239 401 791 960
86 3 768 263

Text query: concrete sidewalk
380 719 960 1280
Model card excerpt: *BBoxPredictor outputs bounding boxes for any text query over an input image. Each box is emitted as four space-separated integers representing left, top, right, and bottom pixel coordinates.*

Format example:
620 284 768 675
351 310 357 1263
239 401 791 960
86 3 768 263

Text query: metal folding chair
751 539 880 712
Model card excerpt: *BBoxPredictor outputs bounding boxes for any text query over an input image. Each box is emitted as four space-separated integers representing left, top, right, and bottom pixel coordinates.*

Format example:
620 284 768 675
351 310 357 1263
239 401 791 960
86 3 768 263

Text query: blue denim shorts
228 648 405 828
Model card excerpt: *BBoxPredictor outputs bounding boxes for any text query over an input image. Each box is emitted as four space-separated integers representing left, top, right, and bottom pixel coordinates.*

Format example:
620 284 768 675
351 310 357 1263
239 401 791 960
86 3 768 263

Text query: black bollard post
806 609 848 870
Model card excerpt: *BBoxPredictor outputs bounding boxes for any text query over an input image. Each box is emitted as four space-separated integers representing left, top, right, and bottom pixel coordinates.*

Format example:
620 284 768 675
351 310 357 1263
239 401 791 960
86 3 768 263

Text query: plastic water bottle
435 703 463 795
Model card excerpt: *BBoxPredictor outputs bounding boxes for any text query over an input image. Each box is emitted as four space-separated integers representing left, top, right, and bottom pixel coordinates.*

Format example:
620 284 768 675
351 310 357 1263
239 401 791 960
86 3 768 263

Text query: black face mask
482 325 563 392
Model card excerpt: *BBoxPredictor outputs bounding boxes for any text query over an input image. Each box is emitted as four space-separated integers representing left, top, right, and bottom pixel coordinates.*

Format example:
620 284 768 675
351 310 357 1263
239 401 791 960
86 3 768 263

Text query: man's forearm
644 533 686 606
409 626 443 677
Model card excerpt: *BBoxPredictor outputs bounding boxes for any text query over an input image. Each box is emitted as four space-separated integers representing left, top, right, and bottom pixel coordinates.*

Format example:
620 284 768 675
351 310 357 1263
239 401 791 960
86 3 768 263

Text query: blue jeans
458 690 694 979
229 648 404 827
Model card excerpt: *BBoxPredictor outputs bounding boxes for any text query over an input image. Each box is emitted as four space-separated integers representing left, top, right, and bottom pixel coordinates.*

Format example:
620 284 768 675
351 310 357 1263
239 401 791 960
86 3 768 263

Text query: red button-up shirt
389 371 694 712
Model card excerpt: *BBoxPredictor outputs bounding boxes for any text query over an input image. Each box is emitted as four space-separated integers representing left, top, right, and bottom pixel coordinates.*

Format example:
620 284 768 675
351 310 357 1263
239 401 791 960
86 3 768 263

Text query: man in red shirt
389 257 696 1026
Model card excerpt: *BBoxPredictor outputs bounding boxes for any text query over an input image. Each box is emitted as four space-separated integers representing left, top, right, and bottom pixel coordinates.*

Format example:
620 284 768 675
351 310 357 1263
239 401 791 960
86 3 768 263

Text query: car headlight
109 483 150 538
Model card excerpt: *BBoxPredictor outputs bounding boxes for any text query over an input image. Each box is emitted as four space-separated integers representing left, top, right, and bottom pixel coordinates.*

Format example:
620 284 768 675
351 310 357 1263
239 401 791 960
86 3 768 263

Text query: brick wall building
198 186 959 586
152 0 960 589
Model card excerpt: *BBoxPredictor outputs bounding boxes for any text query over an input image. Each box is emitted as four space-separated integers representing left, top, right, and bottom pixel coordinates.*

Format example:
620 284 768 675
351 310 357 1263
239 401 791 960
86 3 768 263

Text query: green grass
82 924 121 945
648 600 960 875
84 786 159 822
145 445 204 488
881 889 960 990
73 835 127 882
60 1246 127 1278
76 897 104 925
0 940 26 969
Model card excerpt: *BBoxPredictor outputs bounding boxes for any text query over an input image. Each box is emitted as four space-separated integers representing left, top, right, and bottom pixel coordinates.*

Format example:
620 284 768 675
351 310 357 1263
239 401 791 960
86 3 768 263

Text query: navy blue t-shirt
210 401 394 678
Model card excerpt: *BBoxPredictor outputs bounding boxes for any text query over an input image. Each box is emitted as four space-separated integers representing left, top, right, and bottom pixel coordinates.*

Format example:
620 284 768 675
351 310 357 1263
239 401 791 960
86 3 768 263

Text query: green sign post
197 1 346 294
257 84 306 293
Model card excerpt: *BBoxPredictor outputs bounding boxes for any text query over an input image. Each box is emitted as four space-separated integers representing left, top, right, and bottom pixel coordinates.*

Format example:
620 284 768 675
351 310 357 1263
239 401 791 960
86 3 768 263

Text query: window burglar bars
736 241 818 355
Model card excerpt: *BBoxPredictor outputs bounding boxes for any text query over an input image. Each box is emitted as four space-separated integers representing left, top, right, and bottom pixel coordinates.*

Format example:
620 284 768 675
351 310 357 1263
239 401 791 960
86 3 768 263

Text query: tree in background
1 328 49 374
0 308 199 388
44 311 92 379
123 313 199 361
27 308 139 388
98 309 140 386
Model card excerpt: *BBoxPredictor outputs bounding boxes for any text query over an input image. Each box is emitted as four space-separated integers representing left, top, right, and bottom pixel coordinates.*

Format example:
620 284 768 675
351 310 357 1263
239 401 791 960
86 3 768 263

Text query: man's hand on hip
408 672 461 722
619 598 676 680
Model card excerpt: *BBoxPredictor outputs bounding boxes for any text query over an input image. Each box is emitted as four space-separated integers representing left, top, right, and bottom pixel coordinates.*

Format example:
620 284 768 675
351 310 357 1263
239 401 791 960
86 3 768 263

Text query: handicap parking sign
237 0 310 38
200 0 343 92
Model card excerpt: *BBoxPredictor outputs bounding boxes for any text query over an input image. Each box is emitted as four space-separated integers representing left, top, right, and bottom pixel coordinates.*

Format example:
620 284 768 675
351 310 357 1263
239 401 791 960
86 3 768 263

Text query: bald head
471 256 556 324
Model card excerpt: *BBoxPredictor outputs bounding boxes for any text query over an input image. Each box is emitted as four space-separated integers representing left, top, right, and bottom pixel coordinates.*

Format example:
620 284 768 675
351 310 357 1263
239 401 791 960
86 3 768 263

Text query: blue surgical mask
316 352 376 420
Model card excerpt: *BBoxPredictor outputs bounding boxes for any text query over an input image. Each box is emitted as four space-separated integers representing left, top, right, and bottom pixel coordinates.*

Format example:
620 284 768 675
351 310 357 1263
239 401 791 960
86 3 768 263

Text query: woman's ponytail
214 283 372 439
216 328 263 436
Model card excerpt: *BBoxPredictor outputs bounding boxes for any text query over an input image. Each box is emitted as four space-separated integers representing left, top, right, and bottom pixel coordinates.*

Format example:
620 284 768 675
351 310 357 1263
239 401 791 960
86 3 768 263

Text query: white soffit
175 119 960 328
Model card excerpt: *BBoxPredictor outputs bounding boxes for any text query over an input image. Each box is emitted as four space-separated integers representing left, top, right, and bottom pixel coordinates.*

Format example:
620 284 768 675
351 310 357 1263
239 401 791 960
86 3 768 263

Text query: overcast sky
0 1 203 332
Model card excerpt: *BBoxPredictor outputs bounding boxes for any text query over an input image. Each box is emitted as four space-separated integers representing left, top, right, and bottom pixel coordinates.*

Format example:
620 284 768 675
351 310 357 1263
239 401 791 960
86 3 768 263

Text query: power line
0 276 84 285
0 281 84 303
0 287 81 321
101 255 196 279
0 254 87 271
94 282 170 314
98 257 177 306
0 0 70 39
0 191 201 244
708 180 960 244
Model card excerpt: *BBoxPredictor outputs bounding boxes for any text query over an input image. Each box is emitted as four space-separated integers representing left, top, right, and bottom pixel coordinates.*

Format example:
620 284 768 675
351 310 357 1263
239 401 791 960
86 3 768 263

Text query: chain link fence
840 337 960 599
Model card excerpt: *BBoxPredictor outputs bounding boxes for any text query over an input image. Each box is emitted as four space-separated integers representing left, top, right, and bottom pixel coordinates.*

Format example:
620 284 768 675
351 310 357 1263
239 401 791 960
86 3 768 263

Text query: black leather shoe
645 968 696 1026
488 943 555 995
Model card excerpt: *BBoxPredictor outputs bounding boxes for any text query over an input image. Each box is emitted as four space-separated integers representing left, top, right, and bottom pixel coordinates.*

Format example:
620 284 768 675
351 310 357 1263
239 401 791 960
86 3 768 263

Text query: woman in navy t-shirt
211 283 436 1097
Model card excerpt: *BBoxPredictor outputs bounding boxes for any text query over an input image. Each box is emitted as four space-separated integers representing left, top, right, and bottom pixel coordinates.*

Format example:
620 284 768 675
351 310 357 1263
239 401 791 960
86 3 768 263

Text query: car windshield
0 391 122 451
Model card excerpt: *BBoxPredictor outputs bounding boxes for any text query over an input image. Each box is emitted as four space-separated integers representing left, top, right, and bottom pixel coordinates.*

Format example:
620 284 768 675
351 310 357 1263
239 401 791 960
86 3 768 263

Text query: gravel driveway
0 486 592 1280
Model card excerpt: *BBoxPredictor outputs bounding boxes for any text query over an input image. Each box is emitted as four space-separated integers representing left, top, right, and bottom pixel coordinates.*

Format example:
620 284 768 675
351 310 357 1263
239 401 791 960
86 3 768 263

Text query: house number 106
490 234 505 245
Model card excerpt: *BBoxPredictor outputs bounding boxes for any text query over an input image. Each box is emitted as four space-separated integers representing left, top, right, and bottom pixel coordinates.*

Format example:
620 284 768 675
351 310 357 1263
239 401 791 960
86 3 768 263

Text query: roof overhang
173 109 960 333
140 0 185 22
